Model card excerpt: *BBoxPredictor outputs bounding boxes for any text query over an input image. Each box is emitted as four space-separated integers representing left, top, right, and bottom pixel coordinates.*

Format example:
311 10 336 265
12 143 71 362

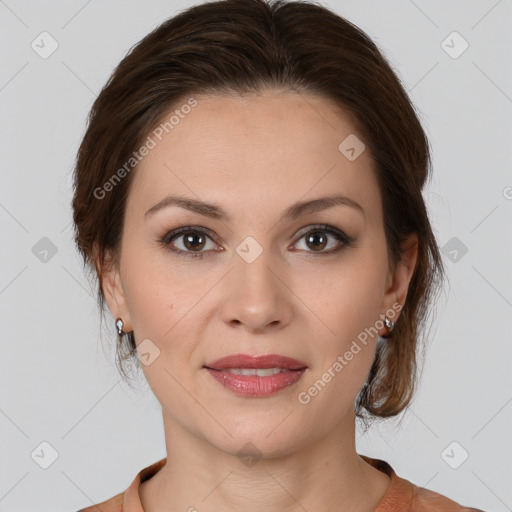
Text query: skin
99 89 418 512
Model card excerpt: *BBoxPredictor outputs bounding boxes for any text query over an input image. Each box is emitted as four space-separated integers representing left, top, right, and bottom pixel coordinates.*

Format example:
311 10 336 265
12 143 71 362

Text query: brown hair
72 0 445 427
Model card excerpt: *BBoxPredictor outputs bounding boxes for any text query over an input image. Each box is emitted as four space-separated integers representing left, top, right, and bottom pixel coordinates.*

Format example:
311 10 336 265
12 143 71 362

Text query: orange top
76 455 485 511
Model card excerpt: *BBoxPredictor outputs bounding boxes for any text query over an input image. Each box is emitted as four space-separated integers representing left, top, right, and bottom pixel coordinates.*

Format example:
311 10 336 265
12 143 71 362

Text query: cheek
121 259 199 408
120 246 206 372
314 285 380 382
296 267 384 421
120 240 186 335
301 252 387 405
315 260 386 343
123 270 172 339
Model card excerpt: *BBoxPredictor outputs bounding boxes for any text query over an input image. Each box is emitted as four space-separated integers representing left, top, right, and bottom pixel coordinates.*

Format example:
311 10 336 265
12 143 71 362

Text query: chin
200 420 309 461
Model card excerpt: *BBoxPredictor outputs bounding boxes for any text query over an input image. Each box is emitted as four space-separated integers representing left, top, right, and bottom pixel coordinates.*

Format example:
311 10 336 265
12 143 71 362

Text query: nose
219 244 293 333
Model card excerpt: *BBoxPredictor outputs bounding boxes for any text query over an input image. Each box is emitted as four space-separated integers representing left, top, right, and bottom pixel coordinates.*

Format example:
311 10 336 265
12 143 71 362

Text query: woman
72 0 485 510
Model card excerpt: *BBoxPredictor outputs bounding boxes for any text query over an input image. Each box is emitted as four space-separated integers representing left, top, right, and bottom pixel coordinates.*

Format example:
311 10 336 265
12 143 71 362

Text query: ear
379 232 419 325
94 244 133 333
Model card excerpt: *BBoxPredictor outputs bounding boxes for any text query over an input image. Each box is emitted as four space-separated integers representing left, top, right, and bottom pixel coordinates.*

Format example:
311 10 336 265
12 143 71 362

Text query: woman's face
102 89 417 457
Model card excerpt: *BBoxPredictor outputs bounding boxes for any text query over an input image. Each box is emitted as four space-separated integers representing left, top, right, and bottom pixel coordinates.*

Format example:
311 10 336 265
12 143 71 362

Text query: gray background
1 1 511 511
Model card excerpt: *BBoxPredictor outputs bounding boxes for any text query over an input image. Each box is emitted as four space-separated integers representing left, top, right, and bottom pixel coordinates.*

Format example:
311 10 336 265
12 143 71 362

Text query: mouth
204 353 307 371
203 353 308 397
215 367 295 376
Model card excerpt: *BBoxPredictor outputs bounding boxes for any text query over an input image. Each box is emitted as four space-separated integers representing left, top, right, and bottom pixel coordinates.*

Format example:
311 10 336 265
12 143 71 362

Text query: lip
204 353 308 398
204 353 307 370
205 367 307 397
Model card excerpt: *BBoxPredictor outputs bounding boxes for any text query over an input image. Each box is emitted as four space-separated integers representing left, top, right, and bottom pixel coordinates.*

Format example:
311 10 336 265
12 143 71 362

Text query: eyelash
158 224 356 260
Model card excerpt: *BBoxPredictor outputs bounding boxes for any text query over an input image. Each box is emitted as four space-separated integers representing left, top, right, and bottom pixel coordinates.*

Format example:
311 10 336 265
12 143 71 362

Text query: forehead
127 90 380 221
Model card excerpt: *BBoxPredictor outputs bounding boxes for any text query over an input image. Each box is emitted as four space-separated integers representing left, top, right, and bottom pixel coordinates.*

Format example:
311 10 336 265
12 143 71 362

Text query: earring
115 318 124 335
381 315 396 338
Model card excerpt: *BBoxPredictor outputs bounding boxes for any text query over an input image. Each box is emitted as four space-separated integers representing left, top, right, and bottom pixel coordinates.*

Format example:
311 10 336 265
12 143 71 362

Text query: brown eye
304 230 328 252
160 224 354 260
293 225 354 255
181 231 207 251
161 227 219 259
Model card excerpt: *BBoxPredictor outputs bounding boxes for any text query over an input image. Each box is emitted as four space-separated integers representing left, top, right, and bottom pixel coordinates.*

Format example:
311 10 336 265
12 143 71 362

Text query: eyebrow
144 193 365 222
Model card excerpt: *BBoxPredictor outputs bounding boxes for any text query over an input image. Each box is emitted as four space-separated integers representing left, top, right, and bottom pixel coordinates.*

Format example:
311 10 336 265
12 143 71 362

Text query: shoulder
360 454 486 512
411 481 487 511
75 490 124 512
73 457 166 512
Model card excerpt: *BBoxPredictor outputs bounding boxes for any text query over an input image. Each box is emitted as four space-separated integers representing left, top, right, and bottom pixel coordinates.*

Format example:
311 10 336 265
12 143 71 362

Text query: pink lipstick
204 354 307 397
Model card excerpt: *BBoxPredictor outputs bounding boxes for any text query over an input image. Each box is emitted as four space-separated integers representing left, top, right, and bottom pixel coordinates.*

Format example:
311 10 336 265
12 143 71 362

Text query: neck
139 410 391 512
